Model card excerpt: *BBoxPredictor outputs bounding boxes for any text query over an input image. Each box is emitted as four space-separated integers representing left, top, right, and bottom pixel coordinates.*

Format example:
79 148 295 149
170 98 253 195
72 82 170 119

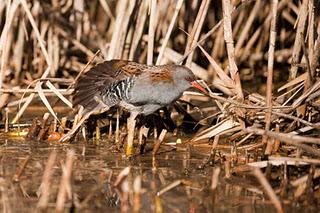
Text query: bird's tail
62 61 120 142
72 62 118 114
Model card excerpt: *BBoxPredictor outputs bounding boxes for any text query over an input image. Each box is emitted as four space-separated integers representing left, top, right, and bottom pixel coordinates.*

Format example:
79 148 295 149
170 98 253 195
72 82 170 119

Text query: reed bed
0 0 320 211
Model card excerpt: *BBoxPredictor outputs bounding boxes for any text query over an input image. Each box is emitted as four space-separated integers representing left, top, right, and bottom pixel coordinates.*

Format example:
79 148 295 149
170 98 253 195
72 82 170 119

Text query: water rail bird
59 60 207 156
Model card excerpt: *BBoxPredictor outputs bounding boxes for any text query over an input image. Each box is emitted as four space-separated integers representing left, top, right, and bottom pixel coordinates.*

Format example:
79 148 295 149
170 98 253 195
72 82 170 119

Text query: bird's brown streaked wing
73 60 147 113
148 66 174 84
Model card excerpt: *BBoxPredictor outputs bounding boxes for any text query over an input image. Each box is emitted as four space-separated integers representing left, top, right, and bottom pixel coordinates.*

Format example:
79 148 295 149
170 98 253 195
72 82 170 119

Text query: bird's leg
126 111 139 157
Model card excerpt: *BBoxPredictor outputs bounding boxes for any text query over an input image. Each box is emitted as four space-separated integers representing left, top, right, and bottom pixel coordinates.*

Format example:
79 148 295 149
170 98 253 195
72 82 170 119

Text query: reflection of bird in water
59 60 207 156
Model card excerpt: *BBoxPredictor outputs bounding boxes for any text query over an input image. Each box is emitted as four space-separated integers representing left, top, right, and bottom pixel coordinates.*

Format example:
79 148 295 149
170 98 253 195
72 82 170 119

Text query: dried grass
0 0 320 210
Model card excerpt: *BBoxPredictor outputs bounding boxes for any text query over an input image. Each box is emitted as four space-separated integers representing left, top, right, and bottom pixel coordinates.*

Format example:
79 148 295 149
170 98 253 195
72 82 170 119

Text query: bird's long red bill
191 81 208 94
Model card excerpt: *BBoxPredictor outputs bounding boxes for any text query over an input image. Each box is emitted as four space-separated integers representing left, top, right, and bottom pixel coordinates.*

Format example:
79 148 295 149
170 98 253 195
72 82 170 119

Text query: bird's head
173 65 208 94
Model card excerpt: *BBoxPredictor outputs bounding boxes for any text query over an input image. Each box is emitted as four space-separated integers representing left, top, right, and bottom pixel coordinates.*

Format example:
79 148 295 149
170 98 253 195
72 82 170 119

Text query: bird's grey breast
128 77 191 107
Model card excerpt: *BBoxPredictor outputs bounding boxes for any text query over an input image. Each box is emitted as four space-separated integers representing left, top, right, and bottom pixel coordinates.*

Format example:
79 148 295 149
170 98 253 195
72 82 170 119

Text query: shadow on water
0 134 311 213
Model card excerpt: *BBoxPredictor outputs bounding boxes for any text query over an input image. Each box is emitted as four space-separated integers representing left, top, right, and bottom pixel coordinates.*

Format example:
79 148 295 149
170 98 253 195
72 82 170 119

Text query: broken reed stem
224 160 231 178
56 150 75 212
222 0 244 101
4 108 9 133
37 150 57 209
113 166 130 187
152 129 167 156
253 168 284 213
37 113 50 141
264 0 279 155
157 180 182 196
12 155 30 182
108 119 112 139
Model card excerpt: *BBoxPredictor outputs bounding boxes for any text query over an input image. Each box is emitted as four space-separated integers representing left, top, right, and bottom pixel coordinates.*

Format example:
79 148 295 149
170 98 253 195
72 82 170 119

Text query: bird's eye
185 75 195 82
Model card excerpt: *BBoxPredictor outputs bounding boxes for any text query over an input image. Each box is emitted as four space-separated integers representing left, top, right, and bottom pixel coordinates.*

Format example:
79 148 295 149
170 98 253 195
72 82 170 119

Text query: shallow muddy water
0 134 313 213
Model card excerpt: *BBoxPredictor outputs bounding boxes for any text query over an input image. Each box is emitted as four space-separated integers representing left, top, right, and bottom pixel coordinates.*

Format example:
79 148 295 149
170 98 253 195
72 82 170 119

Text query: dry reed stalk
98 0 114 21
133 175 142 213
12 155 30 182
152 129 167 155
224 160 231 178
147 0 157 65
185 0 211 67
37 150 57 209
4 108 9 133
0 93 9 111
240 0 289 62
264 0 279 155
211 167 220 212
95 125 101 141
113 166 130 187
163 47 209 80
120 180 129 212
235 0 261 54
273 124 280 152
156 0 184 65
292 78 320 108
117 0 136 59
253 168 284 213
129 0 148 60
232 8 245 38
12 19 25 84
56 28 95 57
269 156 320 165
107 0 134 60
211 167 220 191
12 0 53 124
246 127 320 157
198 45 235 94
37 113 50 141
0 0 20 90
307 0 315 67
108 119 113 139
272 111 320 129
56 150 76 212
115 109 120 144
0 177 11 212
291 168 320 187
0 88 72 94
289 0 308 80
156 180 182 196
310 26 320 79
222 0 243 101
212 25 224 60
